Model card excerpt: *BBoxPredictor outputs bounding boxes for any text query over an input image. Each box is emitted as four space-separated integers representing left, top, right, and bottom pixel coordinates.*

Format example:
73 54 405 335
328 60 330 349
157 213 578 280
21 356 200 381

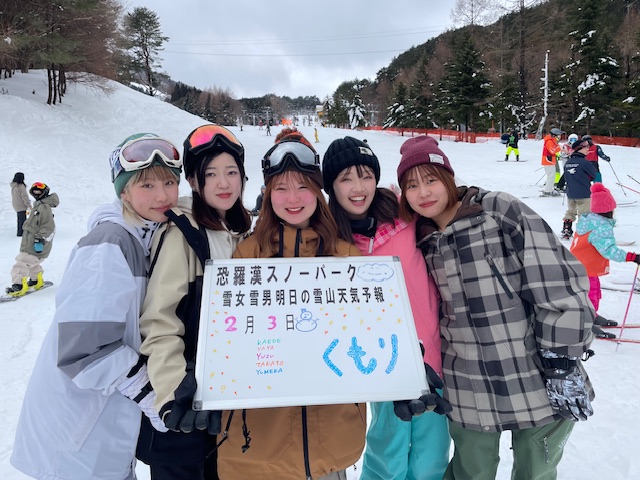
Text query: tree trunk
47 67 54 105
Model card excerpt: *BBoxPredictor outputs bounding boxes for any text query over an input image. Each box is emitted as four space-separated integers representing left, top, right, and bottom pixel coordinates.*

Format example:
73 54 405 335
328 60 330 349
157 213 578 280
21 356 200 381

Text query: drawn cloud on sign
357 263 394 282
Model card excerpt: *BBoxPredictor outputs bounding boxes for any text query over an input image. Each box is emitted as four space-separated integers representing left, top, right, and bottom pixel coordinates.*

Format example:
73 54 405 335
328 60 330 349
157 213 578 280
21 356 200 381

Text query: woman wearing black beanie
10 172 31 236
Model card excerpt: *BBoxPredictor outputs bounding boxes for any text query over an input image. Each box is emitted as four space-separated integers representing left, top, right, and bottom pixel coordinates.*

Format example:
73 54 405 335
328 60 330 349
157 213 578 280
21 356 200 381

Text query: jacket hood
36 192 60 208
88 200 160 256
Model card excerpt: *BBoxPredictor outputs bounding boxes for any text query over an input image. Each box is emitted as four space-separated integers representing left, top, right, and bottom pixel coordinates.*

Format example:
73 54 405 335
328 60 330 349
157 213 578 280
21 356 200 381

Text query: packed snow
1 71 639 479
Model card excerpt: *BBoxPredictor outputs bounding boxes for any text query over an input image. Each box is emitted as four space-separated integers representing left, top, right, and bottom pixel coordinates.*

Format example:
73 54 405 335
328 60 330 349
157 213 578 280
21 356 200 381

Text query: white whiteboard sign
194 256 428 410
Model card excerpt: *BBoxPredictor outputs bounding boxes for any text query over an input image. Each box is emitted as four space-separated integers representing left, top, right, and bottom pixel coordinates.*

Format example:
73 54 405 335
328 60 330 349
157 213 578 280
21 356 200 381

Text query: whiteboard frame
193 256 428 410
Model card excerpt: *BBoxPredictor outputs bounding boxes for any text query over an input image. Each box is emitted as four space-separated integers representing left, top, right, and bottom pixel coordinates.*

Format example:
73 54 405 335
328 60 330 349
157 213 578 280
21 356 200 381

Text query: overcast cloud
128 0 456 100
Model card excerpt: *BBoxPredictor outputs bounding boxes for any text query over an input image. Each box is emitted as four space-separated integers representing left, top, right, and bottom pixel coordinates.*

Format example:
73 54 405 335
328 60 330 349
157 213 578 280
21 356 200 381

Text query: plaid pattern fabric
417 187 595 432
352 218 409 255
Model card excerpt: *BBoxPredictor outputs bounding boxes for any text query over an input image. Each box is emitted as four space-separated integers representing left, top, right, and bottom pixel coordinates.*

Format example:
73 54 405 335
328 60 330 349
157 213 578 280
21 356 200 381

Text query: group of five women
11 125 595 480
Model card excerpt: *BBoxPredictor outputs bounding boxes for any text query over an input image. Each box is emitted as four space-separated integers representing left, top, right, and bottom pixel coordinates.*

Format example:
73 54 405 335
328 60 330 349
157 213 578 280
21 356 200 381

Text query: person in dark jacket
561 138 599 239
10 172 31 237
396 135 595 480
251 184 266 216
504 129 520 161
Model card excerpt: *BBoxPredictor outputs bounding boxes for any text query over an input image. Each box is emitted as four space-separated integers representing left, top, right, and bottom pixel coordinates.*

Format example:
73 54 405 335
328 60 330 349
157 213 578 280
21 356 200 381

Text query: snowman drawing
295 308 318 332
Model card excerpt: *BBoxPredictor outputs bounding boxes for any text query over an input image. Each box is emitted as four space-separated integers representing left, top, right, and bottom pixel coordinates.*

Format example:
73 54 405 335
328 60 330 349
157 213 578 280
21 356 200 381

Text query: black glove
161 362 221 435
393 361 452 421
603 156 611 162
540 349 593 422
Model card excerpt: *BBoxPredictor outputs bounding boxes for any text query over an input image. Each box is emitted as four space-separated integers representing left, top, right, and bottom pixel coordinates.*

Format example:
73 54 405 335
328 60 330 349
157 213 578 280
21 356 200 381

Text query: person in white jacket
10 133 182 480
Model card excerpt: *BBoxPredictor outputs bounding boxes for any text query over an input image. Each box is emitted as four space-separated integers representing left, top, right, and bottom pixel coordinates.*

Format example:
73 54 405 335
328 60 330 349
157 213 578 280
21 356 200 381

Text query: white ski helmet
568 133 579 144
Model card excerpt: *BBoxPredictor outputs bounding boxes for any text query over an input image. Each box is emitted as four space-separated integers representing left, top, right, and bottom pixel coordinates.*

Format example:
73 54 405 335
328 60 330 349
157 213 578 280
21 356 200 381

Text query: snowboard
498 159 528 162
0 281 54 303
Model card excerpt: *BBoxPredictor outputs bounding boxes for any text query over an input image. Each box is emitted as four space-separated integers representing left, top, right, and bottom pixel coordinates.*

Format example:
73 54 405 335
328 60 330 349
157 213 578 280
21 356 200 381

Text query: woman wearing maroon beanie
396 135 596 480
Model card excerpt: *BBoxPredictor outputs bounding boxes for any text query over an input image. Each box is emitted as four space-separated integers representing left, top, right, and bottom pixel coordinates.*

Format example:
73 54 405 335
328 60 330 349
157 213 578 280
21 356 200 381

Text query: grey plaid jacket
416 187 595 433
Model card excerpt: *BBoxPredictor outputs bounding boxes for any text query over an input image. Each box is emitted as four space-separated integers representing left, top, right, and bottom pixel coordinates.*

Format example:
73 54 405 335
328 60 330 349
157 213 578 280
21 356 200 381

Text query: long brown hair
398 164 458 222
328 165 399 242
190 153 251 234
253 170 340 256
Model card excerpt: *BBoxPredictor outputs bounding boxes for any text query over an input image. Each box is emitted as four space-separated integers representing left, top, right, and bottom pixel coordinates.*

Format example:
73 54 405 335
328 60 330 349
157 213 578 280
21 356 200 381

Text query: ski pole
607 162 627 196
616 183 640 195
534 172 545 186
628 174 640 186
616 263 640 352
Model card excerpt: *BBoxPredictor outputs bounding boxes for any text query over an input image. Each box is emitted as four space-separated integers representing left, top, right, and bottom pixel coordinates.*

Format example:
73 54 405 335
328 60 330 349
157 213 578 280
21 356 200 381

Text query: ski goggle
185 124 243 158
262 140 320 178
110 137 181 182
31 182 47 191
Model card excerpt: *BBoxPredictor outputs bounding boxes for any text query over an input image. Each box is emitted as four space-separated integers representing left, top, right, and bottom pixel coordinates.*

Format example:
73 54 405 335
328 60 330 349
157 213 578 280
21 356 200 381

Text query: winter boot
6 277 29 297
593 325 616 339
27 272 45 290
561 220 573 239
516 155 520 162
504 155 509 162
594 314 618 327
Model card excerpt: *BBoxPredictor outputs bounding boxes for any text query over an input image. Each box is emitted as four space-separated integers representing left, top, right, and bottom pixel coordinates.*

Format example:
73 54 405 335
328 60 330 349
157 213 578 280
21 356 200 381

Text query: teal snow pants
361 400 450 480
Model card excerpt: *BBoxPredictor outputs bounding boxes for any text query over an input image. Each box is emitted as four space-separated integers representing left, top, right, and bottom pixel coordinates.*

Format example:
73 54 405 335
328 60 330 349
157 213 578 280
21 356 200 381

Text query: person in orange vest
582 135 611 183
540 128 563 196
569 183 640 339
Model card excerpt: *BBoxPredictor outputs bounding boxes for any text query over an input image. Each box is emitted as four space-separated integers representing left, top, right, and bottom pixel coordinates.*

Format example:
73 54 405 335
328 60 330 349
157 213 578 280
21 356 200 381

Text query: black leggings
17 210 26 236
148 454 217 480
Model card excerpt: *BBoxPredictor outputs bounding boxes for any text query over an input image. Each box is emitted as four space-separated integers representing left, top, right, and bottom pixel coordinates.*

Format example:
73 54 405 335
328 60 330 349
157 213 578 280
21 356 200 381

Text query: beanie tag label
429 153 445 165
358 146 374 156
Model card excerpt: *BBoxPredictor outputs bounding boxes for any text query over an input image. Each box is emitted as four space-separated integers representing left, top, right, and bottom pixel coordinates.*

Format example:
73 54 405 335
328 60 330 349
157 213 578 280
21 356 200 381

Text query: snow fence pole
616 263 640 352
607 162 627 196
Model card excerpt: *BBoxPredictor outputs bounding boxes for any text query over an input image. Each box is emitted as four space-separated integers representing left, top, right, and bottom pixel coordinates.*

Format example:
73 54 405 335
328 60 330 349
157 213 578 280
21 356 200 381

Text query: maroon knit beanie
397 136 454 184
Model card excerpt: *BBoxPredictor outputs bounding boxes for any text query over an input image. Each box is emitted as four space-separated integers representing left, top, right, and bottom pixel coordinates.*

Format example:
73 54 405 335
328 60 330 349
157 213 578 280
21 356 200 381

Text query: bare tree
450 0 500 27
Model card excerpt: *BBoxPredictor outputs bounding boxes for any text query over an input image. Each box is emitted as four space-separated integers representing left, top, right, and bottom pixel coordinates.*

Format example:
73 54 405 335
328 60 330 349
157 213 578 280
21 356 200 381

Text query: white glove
117 363 168 432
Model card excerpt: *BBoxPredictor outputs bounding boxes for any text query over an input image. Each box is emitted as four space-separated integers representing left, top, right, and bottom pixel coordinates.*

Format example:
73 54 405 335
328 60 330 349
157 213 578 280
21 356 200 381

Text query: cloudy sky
129 0 457 100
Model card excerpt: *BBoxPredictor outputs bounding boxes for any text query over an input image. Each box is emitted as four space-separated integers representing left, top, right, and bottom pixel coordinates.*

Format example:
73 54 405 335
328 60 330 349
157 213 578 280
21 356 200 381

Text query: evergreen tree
122 7 168 96
408 56 433 128
569 0 621 132
348 92 368 129
440 30 490 130
383 82 410 130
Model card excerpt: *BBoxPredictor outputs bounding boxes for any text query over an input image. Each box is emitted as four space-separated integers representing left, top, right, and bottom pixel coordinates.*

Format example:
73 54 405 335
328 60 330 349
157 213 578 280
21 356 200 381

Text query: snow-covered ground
1 71 639 479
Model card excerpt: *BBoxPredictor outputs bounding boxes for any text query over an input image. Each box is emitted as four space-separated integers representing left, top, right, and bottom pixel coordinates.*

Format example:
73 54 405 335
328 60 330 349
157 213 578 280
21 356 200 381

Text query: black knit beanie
322 136 380 195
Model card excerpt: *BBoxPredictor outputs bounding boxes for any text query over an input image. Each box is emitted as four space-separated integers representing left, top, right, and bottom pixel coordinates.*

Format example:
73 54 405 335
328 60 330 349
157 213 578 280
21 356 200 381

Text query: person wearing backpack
137 125 252 480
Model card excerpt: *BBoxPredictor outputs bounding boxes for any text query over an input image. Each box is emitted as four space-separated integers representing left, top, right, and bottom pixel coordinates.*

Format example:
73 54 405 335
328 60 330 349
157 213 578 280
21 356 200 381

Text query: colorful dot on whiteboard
395 294 399 298
343 313 347 318
234 391 237 395
209 386 213 390
382 309 386 312
232 379 236 383
329 320 334 325
324 330 329 334
221 372 224 375
360 319 364 325
209 372 215 378
396 318 402 323
267 386 272 390
367 327 371 331
248 385 252 389
389 303 393 307
377 317 382 321
339 307 344 311
213 349 217 353
227 340 231 344
225 355 229 359
342 325 347 330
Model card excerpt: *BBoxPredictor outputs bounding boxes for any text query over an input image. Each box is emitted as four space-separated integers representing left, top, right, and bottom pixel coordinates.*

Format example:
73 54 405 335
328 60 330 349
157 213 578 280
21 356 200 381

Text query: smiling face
120 168 179 223
332 165 377 220
190 152 242 218
403 165 459 231
270 170 318 229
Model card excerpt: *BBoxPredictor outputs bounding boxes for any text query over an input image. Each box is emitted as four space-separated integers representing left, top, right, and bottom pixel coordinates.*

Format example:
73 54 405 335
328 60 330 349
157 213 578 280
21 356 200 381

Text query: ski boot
516 155 520 162
593 325 616 339
5 277 29 297
27 272 45 290
561 220 573 240
504 155 509 162
594 314 618 327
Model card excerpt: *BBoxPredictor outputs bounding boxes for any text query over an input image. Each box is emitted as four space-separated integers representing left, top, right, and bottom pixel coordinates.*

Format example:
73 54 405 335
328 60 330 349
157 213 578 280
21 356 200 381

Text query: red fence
363 126 640 147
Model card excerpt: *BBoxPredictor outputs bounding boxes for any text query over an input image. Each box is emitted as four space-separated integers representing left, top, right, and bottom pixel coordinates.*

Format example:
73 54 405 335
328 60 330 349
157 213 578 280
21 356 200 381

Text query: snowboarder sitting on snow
504 129 520 161
569 183 640 339
6 181 59 296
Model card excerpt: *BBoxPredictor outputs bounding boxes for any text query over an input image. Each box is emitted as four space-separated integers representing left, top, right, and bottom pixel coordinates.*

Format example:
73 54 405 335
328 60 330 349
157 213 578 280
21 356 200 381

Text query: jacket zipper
484 252 514 299
367 236 374 254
